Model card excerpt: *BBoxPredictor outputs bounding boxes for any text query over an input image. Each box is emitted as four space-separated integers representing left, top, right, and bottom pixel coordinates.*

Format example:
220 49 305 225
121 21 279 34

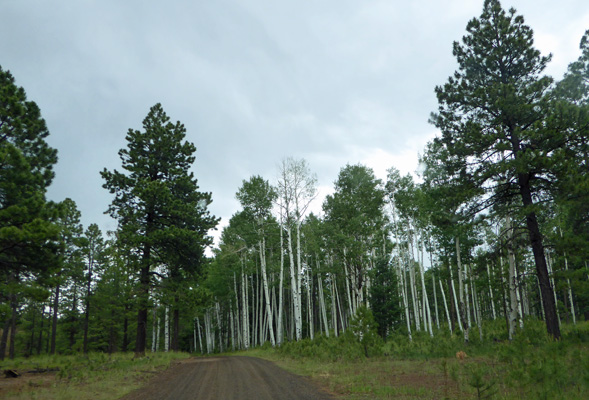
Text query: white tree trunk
546 255 562 328
330 272 338 337
486 263 497 320
449 264 463 333
164 306 170 352
241 268 250 350
215 302 224 353
259 238 276 346
229 303 236 351
433 274 440 330
318 270 330 337
397 256 412 341
277 224 285 345
286 226 302 341
455 236 468 342
307 266 314 340
418 238 433 337
152 306 157 352
156 315 161 352
439 279 452 334
408 239 420 331
196 317 203 354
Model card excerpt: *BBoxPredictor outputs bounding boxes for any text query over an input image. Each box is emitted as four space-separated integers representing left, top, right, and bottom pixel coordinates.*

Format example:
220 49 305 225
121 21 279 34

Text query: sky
1 0 588 248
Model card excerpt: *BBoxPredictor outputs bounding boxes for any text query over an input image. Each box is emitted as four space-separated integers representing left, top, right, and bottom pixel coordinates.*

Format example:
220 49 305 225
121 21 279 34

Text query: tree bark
50 282 60 355
513 130 560 339
9 299 17 359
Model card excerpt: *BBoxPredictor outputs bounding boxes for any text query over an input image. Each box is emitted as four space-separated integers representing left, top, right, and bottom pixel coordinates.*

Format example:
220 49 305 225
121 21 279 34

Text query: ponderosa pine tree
51 198 84 354
101 104 218 356
429 0 561 339
0 67 59 359
81 223 105 354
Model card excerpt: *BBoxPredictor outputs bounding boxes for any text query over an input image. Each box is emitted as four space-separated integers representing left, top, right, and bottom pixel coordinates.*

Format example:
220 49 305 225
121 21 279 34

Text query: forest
1 1 589 393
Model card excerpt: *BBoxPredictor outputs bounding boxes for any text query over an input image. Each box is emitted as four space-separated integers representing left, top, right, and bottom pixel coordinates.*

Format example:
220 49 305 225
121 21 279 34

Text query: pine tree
430 0 560 339
0 67 59 359
101 103 218 356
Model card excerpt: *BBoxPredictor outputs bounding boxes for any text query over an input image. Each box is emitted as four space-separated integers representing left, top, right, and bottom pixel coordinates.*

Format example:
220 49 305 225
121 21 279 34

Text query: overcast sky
1 0 588 246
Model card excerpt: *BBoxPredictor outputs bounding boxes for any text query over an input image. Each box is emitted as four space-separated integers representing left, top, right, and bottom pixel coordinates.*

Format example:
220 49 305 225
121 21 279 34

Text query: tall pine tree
0 67 59 359
101 104 218 356
430 0 560 338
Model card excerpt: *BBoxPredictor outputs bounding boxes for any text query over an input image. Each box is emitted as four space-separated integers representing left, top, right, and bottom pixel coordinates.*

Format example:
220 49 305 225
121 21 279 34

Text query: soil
120 356 336 400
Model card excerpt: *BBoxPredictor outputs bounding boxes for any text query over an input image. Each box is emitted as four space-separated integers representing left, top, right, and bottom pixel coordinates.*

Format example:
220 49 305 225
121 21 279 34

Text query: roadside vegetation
0 351 189 400
248 318 589 400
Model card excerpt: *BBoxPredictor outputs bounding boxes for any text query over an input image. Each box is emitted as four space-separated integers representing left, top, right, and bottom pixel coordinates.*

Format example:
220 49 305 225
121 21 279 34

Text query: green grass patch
0 351 190 400
243 320 589 399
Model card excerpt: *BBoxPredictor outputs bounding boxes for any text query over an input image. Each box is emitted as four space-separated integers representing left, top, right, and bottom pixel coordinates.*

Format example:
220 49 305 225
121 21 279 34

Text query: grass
241 320 589 399
0 351 190 400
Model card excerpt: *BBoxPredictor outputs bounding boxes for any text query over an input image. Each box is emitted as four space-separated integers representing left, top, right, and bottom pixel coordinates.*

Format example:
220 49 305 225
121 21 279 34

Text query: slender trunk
286 226 301 340
241 266 249 349
408 239 420 331
469 264 483 341
83 256 93 354
307 265 314 340
296 221 303 337
546 255 562 328
0 313 10 360
9 299 17 359
37 306 45 355
507 217 519 340
318 269 330 337
277 225 285 345
229 304 235 351
433 274 440 330
398 257 412 341
216 302 224 353
196 317 203 354
151 306 157 352
259 238 276 346
418 239 433 337
172 306 180 351
164 306 170 352
449 263 463 333
439 279 452 334
50 281 60 355
193 319 197 353
486 263 497 320
559 227 577 325
455 236 468 342
331 272 338 337
69 286 77 349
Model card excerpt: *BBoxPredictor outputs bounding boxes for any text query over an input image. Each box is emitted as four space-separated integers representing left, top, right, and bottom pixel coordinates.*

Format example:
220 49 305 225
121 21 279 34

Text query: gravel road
120 356 335 400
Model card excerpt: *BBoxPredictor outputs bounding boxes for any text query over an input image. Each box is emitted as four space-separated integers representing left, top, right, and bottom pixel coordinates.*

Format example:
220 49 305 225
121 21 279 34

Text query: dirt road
120 356 335 400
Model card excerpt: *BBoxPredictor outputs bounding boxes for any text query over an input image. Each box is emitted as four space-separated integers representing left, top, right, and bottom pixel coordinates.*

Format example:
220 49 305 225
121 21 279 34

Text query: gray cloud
1 0 587 242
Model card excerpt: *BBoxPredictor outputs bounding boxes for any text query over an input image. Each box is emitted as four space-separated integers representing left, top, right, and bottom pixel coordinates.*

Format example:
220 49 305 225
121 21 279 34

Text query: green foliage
0 66 60 361
278 332 369 362
349 306 382 357
369 257 402 339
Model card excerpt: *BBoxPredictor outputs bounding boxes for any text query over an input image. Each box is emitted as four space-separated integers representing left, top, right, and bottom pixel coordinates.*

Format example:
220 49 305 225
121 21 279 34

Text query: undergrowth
265 319 589 399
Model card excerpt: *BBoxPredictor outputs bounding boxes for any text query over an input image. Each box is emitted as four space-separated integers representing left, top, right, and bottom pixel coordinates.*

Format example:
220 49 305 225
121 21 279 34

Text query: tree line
1 0 588 359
